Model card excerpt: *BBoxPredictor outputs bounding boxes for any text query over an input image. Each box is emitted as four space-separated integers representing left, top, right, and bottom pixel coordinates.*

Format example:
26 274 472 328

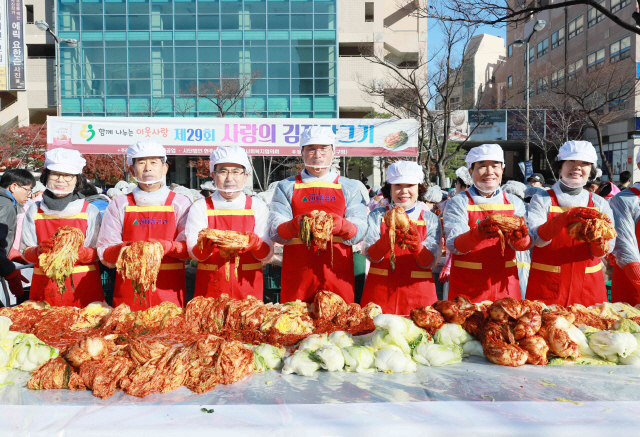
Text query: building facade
337 0 427 118
505 4 639 182
0 0 57 128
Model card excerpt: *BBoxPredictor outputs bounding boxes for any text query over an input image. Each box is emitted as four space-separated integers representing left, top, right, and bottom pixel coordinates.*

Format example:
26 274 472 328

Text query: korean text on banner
46 116 419 157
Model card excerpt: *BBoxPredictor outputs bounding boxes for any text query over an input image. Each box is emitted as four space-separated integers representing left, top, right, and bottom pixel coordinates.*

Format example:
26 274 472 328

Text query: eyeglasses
215 169 245 178
49 172 76 182
14 184 33 195
303 146 332 155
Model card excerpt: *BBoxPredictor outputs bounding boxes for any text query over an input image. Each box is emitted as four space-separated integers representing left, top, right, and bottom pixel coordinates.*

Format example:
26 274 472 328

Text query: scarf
42 189 83 211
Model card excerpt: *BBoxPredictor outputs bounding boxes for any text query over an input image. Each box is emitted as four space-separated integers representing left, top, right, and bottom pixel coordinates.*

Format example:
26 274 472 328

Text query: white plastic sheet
1 357 640 436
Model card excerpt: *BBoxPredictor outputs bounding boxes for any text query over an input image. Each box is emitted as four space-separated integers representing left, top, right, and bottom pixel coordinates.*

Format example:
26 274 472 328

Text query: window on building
508 75 513 88
529 46 535 64
551 27 565 49
535 77 548 94
365 3 374 22
609 87 630 111
537 38 549 58
551 71 558 87
588 2 605 27
611 0 630 13
568 15 584 40
567 58 584 80
27 44 55 58
610 36 631 63
508 44 513 57
587 48 605 71
551 68 565 87
529 82 534 98
26 5 34 24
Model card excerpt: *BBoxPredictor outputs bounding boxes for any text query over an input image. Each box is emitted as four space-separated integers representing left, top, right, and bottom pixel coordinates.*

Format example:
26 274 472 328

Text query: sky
427 18 507 54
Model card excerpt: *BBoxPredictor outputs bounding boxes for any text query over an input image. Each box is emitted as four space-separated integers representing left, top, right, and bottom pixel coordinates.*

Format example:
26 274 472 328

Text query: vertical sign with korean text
8 0 25 90
0 0 8 90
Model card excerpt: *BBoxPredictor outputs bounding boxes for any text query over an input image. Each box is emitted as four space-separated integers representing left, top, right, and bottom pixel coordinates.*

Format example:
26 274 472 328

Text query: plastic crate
605 280 612 303
353 252 366 304
263 264 282 290
263 289 280 304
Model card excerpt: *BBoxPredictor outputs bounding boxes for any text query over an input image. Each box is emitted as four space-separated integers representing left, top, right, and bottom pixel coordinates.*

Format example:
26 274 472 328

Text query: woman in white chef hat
360 161 442 315
526 140 614 306
443 144 530 302
20 148 104 307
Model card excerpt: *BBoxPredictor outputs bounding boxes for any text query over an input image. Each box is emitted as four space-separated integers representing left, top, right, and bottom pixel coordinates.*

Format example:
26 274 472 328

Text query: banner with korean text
46 116 419 157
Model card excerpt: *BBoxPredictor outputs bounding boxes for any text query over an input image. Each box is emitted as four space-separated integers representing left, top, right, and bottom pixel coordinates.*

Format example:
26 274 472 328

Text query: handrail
383 25 419 32
0 99 18 112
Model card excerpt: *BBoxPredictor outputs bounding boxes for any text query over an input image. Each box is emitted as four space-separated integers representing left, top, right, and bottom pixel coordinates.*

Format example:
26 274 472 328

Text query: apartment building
505 2 639 182
1 0 57 127
337 0 427 117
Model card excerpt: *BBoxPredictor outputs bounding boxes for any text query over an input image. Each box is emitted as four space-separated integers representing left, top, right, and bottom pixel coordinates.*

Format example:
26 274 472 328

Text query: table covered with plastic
1 356 639 436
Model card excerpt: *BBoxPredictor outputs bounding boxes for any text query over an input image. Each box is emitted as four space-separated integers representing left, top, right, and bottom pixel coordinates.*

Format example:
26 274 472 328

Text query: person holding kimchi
97 141 191 310
360 161 441 314
20 148 104 306
526 141 615 306
611 148 640 305
268 126 367 304
185 145 273 299
443 144 530 302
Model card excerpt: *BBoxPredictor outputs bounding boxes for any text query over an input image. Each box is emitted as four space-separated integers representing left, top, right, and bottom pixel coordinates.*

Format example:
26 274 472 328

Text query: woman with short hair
526 141 614 306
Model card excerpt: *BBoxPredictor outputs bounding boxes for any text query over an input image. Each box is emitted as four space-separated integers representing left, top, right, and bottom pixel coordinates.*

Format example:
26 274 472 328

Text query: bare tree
418 0 640 37
194 71 261 118
356 20 501 187
546 59 640 177
517 92 587 181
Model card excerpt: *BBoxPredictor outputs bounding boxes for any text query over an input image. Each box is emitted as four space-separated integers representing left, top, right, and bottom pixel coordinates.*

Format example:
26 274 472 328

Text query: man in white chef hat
185 145 272 300
268 125 367 304
97 140 191 310
442 144 530 302
611 146 640 305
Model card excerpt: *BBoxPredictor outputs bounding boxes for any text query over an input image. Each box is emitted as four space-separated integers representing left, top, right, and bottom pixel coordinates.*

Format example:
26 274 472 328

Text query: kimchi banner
46 116 419 157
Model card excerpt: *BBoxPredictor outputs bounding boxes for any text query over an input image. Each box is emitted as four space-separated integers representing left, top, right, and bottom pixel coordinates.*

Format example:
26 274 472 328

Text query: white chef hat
502 180 526 199
557 141 598 165
300 126 336 149
465 144 505 168
386 161 424 185
126 140 167 166
209 145 251 173
114 180 129 191
31 181 46 194
455 166 473 186
44 148 86 175
636 148 640 163
424 185 443 203
200 181 216 191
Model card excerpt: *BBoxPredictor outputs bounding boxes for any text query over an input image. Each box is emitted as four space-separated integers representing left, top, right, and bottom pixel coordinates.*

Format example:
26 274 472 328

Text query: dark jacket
0 189 18 277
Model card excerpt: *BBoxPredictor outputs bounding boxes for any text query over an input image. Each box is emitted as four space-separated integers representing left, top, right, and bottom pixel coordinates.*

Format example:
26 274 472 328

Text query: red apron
611 187 640 304
281 174 355 304
194 196 263 300
30 201 104 307
361 208 436 315
113 191 186 310
526 190 606 306
448 191 520 303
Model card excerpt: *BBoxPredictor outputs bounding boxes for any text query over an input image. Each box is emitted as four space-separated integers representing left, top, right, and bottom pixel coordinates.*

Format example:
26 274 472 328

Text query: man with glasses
0 169 35 304
269 126 367 304
185 146 272 299
98 141 191 310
